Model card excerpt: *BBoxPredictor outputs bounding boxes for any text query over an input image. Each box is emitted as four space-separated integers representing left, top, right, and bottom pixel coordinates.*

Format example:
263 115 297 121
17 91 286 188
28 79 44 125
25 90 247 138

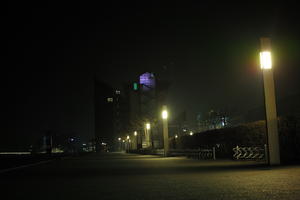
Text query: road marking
0 160 53 174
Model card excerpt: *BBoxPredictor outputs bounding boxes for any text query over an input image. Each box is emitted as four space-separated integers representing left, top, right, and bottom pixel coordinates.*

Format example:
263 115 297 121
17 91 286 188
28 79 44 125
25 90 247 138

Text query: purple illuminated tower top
139 72 155 91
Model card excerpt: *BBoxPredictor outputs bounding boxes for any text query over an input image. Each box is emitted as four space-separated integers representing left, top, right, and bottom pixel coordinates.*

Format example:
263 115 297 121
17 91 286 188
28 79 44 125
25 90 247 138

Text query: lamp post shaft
261 37 280 165
163 119 169 156
162 105 169 157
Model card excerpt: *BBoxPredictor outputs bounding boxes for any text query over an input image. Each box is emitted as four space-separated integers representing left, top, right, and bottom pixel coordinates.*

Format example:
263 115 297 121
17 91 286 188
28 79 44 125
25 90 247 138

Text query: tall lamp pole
162 105 169 157
146 123 151 148
260 37 280 165
134 131 138 150
118 137 121 151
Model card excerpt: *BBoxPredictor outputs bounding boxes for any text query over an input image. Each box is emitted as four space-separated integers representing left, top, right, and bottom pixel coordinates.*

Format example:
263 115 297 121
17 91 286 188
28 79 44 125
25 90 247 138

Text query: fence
232 145 267 160
150 148 216 160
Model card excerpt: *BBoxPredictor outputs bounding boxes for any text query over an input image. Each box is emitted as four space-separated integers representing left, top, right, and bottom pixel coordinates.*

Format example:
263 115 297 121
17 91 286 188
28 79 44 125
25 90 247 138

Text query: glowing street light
118 137 122 151
175 134 178 139
189 131 193 136
260 51 272 69
126 135 130 140
144 123 151 147
134 131 138 150
162 110 168 119
260 37 280 165
162 105 169 157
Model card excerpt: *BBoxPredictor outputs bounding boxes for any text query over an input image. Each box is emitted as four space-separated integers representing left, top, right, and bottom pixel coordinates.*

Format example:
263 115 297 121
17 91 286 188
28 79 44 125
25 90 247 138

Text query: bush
170 117 300 162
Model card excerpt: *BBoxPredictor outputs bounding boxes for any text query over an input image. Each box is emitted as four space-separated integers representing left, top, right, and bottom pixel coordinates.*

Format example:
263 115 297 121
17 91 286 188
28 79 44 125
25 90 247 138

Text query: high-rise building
126 72 170 149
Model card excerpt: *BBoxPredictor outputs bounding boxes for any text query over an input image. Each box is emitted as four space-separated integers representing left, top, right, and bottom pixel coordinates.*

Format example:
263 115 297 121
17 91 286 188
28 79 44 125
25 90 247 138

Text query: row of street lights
117 106 170 155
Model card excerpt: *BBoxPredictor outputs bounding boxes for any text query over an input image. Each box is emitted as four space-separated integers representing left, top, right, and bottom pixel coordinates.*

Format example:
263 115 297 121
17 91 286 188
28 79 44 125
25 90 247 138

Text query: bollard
212 147 216 160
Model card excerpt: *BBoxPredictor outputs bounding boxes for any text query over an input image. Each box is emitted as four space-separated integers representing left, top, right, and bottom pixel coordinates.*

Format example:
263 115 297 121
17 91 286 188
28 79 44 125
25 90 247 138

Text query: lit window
116 90 121 94
107 98 113 102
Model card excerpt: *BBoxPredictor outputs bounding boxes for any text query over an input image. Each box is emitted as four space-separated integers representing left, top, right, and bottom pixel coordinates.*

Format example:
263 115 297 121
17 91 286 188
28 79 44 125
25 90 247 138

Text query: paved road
1 153 300 200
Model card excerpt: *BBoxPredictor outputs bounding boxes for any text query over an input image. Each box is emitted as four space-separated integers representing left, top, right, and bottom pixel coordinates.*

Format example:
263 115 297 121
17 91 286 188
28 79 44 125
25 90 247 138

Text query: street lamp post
126 135 130 152
162 105 169 157
146 123 151 148
260 37 280 165
122 140 125 151
118 137 121 151
134 131 138 150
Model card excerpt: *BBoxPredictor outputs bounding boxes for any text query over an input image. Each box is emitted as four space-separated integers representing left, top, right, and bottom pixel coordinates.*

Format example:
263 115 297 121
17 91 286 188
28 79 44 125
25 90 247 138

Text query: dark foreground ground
1 152 300 200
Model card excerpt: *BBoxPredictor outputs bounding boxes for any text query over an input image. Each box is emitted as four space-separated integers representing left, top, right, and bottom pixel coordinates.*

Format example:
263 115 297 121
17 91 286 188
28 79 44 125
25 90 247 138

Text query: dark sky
4 2 300 149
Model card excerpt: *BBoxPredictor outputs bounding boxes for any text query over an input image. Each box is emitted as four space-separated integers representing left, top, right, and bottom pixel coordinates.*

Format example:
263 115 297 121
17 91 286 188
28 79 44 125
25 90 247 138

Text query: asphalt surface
0 154 64 170
1 152 300 200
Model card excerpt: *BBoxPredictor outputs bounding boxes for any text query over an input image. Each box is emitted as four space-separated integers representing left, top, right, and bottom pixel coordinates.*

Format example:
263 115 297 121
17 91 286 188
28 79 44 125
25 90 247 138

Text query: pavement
1 152 300 200
0 153 63 170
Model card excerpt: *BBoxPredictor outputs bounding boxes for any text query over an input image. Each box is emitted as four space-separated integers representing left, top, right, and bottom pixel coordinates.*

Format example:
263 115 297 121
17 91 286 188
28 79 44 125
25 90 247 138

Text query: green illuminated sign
133 83 138 90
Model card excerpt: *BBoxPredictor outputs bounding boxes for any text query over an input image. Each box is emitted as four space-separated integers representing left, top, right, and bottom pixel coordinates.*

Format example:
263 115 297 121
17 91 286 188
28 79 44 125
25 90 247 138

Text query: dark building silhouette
94 79 114 151
113 85 130 142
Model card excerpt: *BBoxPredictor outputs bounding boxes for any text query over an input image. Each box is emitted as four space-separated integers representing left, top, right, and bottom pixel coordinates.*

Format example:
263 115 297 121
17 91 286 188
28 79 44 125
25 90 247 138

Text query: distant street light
118 138 122 151
174 134 178 149
260 37 280 165
145 123 151 148
162 110 168 119
162 105 169 157
189 131 193 136
127 135 130 140
134 131 138 150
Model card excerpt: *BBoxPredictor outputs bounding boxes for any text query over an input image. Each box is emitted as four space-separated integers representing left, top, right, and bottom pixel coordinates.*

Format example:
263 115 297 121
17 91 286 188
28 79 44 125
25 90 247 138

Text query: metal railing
232 145 267 160
152 148 216 160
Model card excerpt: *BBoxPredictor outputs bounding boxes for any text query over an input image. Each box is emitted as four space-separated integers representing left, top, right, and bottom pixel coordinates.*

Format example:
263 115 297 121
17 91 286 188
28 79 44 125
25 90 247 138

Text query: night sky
4 2 300 149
